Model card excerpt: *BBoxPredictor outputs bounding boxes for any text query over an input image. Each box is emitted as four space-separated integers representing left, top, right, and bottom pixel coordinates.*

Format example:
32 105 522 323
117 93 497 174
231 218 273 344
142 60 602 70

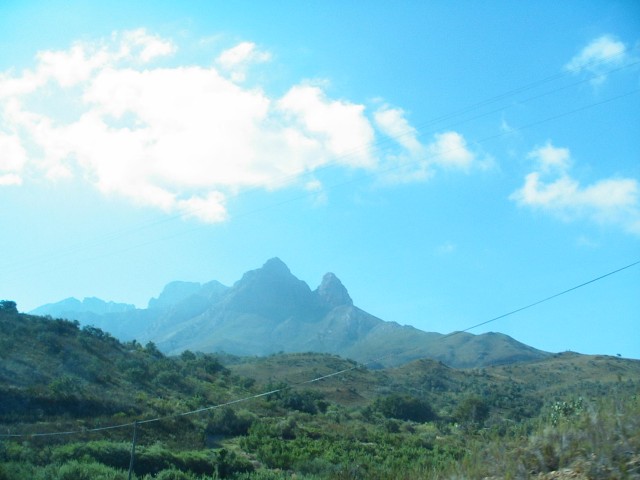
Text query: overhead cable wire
2 259 638 439
9 86 636 281
442 259 640 338
2 53 637 276
2 82 637 286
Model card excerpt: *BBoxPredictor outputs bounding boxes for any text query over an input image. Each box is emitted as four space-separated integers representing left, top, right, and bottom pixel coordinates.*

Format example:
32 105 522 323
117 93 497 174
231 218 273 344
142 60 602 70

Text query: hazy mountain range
31 257 550 368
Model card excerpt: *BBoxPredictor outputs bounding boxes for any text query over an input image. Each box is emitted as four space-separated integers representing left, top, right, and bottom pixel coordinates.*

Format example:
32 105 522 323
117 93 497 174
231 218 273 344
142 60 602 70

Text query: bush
154 371 184 389
50 441 225 477
51 460 128 480
206 408 256 437
52 441 131 470
374 394 436 423
548 397 584 426
0 462 37 480
153 468 198 480
279 391 319 414
454 396 490 426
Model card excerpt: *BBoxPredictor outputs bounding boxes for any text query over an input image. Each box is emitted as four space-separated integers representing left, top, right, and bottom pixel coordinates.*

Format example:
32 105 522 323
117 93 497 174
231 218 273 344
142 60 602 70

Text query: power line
4 86 637 286
1 259 637 439
443 259 640 338
2 54 637 278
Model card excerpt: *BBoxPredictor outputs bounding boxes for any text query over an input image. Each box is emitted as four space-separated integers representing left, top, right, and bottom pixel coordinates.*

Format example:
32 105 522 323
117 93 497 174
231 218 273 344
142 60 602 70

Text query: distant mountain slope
30 296 135 318
30 258 550 368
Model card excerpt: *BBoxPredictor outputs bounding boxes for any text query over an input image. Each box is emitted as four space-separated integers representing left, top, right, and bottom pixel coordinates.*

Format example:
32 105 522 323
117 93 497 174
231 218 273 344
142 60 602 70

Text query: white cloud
177 192 228 223
436 241 456 255
36 44 108 88
2 29 177 96
565 35 628 86
0 71 45 98
121 29 177 63
0 131 27 173
0 129 26 185
0 30 479 216
0 173 22 186
528 142 571 173
373 106 483 183
371 105 428 182
427 131 474 170
511 142 640 235
304 179 328 206
216 42 271 84
277 85 376 168
374 106 423 155
217 42 270 68
0 31 380 210
499 118 516 135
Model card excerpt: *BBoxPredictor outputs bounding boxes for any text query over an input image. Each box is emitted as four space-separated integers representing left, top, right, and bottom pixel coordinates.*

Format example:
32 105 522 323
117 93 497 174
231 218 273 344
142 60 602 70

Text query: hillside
1 306 639 479
30 257 550 369
0 303 241 432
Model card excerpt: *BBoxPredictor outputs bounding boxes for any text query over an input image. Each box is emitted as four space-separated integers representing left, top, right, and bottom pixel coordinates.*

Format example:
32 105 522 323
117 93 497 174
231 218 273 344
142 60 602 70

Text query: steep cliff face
315 272 353 308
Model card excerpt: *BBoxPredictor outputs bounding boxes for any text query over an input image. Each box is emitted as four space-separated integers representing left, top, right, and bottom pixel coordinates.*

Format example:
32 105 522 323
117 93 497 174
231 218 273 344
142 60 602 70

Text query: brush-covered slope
0 303 246 428
226 349 640 419
3 301 640 480
30 258 550 368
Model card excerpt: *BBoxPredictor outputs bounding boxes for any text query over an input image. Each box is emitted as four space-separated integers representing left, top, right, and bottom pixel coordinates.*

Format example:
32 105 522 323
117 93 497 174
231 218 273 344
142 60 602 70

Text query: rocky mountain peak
316 272 353 308
229 257 316 321
148 281 202 309
261 257 291 275
236 257 294 287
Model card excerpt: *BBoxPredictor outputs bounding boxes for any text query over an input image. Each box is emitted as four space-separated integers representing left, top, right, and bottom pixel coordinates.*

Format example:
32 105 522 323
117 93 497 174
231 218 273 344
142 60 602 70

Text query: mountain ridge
29 257 550 368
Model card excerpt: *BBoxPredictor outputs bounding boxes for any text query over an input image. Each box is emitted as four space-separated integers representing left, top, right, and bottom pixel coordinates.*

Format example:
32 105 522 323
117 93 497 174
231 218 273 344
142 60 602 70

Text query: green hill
1 305 639 479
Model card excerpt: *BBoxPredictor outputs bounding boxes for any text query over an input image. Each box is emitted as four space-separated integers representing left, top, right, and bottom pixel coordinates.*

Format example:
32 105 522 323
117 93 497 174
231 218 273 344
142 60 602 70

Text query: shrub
51 460 128 480
206 407 256 437
374 394 436 423
549 397 584 426
454 396 490 426
154 370 184 389
0 462 37 480
153 468 198 480
51 441 131 470
279 391 319 414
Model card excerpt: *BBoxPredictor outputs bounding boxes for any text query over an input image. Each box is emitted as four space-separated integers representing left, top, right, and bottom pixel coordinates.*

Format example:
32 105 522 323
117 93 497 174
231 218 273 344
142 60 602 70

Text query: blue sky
1 0 639 358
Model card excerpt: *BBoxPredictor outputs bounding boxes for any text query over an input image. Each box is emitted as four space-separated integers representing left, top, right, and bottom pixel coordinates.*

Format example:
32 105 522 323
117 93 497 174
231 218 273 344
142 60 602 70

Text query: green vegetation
1 308 639 479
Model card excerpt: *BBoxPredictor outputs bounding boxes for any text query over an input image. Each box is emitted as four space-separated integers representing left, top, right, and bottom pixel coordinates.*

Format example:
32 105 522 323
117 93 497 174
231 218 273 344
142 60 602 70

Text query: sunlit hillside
1 307 639 479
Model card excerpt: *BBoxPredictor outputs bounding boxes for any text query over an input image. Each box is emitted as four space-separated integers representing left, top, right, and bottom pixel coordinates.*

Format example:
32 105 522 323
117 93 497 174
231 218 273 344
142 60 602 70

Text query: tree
0 300 18 314
144 341 164 359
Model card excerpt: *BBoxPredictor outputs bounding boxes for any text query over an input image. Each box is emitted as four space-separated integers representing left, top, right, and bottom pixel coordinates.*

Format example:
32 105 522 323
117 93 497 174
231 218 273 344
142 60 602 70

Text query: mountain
148 281 203 309
30 257 550 368
29 297 137 334
30 296 136 317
